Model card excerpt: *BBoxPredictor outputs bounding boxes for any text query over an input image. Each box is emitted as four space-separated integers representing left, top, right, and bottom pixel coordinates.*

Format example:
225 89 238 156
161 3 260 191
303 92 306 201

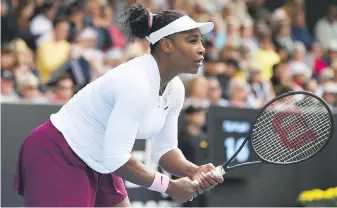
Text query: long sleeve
102 85 150 172
151 78 185 164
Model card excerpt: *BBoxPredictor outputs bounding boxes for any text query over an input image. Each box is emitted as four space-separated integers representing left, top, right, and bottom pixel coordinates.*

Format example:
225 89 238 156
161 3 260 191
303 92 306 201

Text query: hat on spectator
16 74 39 90
323 82 337 94
1 70 15 80
320 68 334 80
293 41 306 52
270 8 287 22
241 18 253 27
291 62 310 77
328 39 337 51
104 48 124 61
185 105 206 115
78 27 98 40
248 61 261 72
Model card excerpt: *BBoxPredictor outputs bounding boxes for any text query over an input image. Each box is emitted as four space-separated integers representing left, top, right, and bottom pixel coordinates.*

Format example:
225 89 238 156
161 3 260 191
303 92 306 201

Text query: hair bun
123 3 151 39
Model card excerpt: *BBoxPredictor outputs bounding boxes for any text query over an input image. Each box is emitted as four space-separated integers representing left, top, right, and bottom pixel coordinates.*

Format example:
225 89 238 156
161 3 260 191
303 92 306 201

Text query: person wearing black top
178 105 209 207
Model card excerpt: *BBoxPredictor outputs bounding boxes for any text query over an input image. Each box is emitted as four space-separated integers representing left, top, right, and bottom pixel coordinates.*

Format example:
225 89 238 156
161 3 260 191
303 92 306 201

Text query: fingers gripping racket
211 91 334 177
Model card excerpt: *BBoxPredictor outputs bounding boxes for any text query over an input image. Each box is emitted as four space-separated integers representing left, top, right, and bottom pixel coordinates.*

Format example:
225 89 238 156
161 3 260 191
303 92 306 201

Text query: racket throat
215 166 226 176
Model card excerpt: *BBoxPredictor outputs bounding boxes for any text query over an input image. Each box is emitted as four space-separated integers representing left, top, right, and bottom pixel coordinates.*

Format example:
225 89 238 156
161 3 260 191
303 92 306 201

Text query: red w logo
272 111 316 149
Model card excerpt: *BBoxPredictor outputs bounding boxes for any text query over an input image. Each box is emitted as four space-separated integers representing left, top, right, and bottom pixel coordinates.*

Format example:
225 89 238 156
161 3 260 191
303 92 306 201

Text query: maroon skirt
14 120 128 207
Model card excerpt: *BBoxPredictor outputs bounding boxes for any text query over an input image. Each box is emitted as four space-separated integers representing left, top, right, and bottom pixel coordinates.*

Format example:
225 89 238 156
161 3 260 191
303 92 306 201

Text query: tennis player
14 3 224 207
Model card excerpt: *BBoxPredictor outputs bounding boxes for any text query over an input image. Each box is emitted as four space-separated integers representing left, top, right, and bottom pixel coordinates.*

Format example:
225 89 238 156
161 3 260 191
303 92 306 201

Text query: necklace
158 79 168 108
159 79 166 96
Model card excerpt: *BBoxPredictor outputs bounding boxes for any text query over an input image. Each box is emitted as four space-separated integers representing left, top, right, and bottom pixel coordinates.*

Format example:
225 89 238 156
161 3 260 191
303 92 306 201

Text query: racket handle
214 166 226 177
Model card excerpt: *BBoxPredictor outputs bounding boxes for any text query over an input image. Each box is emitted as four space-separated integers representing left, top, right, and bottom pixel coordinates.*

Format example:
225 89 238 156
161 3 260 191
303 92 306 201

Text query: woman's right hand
165 177 200 203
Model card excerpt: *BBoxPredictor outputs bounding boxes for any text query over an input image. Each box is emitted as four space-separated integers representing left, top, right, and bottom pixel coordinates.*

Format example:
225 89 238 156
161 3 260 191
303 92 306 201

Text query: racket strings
251 94 332 164
254 101 329 157
254 97 329 163
258 98 328 162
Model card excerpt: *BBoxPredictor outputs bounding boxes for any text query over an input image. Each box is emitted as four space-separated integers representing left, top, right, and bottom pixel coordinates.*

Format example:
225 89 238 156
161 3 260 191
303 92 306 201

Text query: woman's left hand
191 163 224 194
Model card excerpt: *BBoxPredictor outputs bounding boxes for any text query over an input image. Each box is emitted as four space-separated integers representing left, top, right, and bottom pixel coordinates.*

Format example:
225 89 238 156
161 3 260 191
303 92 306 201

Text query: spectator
325 39 337 66
291 10 313 49
204 15 226 50
246 0 270 22
178 105 208 207
314 6 337 49
216 58 241 99
11 1 38 50
76 27 105 79
239 44 251 74
239 18 259 55
290 62 310 90
36 17 71 85
274 21 294 53
223 77 256 108
269 8 289 30
106 4 127 48
16 73 49 103
280 0 304 20
203 58 226 79
67 2 85 43
50 73 75 103
1 43 16 71
0 0 335 110
184 77 209 108
29 2 56 37
219 43 240 60
84 0 113 50
289 42 312 77
271 62 293 96
246 61 275 107
103 48 125 72
306 42 328 77
1 0 15 43
225 16 241 47
331 61 337 83
206 77 228 107
303 79 319 95
252 32 280 80
204 40 219 61
9 38 39 80
1 70 19 102
276 45 290 62
321 82 337 113
316 66 334 96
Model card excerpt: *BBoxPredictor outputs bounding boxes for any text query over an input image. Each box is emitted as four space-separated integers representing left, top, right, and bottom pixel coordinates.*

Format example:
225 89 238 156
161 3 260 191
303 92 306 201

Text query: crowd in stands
1 0 337 113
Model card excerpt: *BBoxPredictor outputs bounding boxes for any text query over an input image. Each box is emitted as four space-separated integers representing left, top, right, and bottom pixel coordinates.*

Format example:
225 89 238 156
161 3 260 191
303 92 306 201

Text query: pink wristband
147 172 170 193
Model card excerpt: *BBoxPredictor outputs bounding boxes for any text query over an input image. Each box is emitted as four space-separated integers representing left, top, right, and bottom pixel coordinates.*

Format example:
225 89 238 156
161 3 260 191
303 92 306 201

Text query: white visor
146 15 214 44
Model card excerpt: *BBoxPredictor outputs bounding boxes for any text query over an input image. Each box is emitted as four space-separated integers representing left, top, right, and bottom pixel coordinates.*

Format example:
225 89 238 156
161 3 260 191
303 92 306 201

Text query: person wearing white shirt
30 3 56 37
14 3 223 207
314 6 337 49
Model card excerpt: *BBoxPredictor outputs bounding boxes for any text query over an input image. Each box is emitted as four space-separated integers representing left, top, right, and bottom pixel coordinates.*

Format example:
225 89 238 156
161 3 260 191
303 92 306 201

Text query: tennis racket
212 90 334 177
192 91 334 195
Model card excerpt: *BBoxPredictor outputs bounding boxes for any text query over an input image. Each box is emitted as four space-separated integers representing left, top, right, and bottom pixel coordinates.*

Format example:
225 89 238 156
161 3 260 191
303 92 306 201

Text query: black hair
52 16 68 28
42 2 54 12
224 58 239 70
120 3 185 52
67 2 83 16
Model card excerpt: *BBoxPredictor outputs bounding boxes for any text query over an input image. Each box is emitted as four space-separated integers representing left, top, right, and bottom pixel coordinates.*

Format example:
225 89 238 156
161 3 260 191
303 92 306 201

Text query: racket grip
214 166 226 176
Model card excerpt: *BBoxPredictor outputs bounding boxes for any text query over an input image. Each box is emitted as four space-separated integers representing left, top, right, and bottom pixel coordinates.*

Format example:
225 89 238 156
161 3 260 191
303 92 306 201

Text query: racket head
249 91 334 165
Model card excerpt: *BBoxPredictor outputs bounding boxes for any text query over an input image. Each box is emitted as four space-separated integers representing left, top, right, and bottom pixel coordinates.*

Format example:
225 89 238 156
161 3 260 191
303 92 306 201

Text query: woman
14 3 224 207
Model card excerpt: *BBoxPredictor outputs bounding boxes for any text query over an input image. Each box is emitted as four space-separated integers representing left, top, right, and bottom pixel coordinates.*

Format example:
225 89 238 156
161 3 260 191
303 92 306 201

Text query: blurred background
1 0 337 207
